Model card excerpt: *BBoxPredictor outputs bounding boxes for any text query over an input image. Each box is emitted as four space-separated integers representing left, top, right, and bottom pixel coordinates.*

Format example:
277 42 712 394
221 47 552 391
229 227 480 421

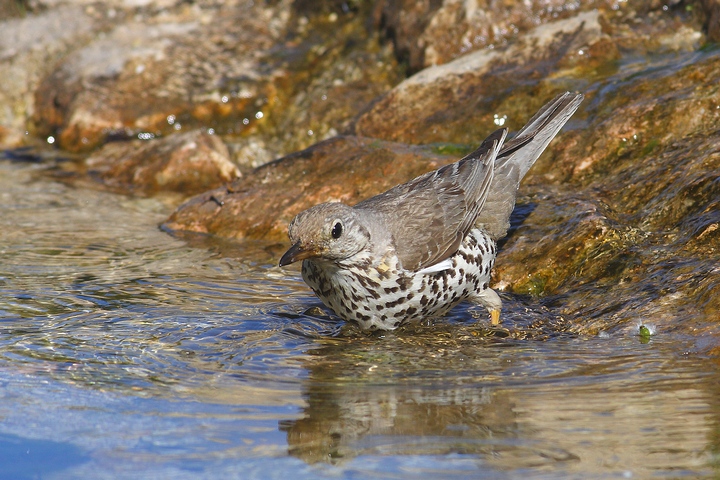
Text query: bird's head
279 202 371 267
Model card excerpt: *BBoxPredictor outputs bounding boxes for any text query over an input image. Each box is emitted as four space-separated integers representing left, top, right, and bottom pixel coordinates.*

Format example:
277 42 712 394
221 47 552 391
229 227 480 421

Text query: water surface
0 160 717 479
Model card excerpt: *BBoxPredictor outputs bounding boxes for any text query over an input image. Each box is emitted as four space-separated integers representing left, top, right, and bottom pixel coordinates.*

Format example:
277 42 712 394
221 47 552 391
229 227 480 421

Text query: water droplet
307 130 314 136
47 136 55 144
173 123 182 131
578 49 585 55
493 114 507 126
167 115 176 125
255 111 264 119
221 96 229 104
207 128 215 135
242 118 250 125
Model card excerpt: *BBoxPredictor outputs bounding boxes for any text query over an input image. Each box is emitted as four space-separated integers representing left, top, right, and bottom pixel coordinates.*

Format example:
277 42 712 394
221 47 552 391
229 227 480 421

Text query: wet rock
377 0 605 72
374 0 686 72
0 0 26 19
3 0 716 343
85 129 238 195
29 0 400 164
0 5 96 147
162 135 460 241
358 3 708 147
224 10 402 169
539 50 720 185
374 0 444 73
163 3 718 342
32 1 277 153
494 53 720 336
355 11 603 146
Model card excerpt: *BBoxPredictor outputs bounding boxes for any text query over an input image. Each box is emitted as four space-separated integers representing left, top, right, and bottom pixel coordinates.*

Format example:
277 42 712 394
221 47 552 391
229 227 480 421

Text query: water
0 160 718 479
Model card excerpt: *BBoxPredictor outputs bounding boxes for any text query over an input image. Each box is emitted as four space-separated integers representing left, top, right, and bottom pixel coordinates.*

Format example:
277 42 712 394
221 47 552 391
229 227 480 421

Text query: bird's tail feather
475 92 584 240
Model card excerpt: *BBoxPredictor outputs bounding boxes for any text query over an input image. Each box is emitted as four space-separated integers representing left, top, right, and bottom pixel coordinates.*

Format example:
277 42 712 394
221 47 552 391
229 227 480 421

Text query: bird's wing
476 92 584 239
355 129 507 272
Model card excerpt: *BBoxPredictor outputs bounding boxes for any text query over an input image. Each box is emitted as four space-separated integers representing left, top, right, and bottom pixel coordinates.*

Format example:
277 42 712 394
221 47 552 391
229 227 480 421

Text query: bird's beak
279 242 316 267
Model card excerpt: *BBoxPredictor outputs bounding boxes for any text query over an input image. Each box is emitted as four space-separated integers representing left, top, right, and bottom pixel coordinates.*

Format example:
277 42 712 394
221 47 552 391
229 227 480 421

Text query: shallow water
0 160 718 479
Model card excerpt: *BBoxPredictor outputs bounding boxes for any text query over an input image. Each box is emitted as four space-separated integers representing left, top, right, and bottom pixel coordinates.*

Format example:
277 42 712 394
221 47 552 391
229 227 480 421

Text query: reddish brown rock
29 0 400 165
0 5 96 147
375 0 702 72
32 4 284 153
356 11 604 146
538 53 720 186
162 136 460 241
85 129 239 196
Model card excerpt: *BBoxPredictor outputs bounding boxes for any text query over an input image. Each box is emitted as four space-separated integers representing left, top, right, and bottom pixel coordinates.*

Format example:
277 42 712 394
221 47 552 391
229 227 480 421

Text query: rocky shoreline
2 0 718 348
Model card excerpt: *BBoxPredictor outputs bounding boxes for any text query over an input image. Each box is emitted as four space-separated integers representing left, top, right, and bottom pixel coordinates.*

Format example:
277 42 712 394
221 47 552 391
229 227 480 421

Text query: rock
376 0 601 72
700 0 720 42
2 0 718 342
374 0 672 72
29 0 401 164
31 1 279 153
374 0 444 73
0 5 96 147
532 50 720 185
162 135 462 240
358 3 708 147
493 53 720 336
356 11 604 146
85 129 238 195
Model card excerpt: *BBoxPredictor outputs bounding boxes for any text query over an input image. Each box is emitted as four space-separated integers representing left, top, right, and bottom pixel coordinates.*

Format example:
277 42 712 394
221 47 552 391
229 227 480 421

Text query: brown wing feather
354 129 507 271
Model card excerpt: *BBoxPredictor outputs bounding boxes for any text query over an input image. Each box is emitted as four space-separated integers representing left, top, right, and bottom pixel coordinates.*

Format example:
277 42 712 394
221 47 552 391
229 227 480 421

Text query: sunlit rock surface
356 10 603 144
28 0 400 164
85 129 238 195
0 4 96 146
376 0 638 72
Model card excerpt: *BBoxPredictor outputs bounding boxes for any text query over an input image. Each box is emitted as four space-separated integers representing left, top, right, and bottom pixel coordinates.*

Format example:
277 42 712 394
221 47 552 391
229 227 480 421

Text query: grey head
278 202 375 267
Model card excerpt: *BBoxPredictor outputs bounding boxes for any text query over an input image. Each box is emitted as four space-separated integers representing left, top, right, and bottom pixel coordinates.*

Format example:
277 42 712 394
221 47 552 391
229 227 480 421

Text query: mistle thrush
279 92 584 331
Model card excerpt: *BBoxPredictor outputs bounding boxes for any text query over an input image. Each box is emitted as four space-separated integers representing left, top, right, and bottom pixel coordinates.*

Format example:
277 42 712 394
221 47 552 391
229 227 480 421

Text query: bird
279 92 584 331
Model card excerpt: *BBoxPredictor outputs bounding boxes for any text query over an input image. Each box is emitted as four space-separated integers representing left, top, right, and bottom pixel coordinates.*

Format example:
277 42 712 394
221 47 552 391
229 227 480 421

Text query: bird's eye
331 221 343 239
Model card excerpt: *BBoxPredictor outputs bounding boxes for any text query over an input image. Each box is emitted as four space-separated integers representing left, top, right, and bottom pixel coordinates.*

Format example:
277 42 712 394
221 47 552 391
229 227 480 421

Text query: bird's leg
469 287 503 326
